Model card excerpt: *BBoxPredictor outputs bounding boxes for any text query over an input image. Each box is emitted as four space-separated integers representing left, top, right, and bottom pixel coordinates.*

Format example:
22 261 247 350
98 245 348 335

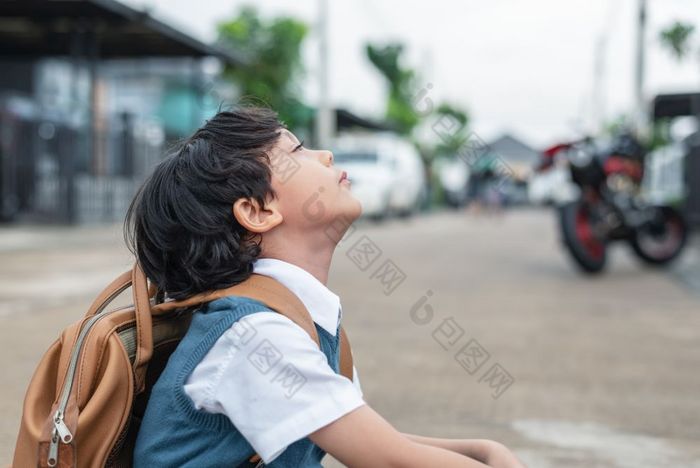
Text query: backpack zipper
47 431 59 466
47 311 101 465
47 285 132 467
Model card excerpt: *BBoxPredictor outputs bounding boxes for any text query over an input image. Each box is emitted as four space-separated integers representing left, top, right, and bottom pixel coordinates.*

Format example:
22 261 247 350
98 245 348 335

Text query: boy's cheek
271 184 317 221
274 168 341 222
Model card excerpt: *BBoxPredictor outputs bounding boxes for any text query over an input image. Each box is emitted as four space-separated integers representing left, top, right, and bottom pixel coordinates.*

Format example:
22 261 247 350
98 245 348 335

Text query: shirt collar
252 257 341 336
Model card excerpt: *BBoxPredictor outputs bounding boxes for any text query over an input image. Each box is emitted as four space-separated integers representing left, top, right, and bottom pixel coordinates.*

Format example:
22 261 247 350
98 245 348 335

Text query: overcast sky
124 0 700 147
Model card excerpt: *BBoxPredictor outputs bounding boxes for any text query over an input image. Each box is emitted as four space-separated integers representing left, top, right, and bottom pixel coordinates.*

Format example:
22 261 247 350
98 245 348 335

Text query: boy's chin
319 200 362 246
343 197 363 222
327 198 362 234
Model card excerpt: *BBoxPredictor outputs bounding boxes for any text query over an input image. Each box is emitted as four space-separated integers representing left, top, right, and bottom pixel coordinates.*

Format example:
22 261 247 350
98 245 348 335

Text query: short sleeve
183 311 366 464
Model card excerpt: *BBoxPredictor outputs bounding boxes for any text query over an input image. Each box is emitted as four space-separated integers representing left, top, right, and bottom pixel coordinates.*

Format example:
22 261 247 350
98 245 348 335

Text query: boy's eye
293 140 305 152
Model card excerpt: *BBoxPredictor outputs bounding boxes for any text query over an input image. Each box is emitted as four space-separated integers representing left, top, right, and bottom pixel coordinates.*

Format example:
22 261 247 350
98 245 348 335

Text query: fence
0 96 163 224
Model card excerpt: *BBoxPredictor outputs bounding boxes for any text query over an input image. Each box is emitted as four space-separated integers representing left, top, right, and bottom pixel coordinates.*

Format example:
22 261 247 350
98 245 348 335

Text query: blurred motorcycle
538 132 688 273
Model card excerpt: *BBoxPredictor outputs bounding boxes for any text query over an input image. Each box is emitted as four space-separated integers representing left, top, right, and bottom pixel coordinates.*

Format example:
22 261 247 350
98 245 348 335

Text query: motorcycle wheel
630 206 687 266
559 201 607 273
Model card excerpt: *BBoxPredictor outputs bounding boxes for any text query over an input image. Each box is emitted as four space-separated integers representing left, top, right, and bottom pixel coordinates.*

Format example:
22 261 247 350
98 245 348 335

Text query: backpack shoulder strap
228 274 321 346
152 274 354 380
338 326 354 381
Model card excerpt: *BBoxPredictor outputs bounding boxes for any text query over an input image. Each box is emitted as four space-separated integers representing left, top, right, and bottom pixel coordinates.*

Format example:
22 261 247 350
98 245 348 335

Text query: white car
332 133 426 219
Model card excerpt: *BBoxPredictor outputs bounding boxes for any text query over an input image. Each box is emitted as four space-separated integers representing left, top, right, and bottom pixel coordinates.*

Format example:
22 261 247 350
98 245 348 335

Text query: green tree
365 43 420 135
433 102 470 158
217 7 312 130
656 20 698 149
659 21 696 61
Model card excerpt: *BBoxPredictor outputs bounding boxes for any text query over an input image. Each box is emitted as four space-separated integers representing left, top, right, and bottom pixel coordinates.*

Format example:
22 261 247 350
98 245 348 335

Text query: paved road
1 209 699 467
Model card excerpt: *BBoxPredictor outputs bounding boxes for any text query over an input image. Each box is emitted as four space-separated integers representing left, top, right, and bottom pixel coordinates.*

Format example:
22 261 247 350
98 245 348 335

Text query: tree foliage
365 43 420 135
659 21 696 61
433 102 470 158
217 7 312 130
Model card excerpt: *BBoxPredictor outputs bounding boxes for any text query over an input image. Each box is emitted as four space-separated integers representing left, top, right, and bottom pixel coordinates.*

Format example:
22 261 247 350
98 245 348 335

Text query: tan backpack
12 264 354 467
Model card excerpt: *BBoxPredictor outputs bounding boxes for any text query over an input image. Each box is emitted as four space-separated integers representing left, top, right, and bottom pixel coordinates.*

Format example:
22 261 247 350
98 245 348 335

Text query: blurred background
1 0 699 466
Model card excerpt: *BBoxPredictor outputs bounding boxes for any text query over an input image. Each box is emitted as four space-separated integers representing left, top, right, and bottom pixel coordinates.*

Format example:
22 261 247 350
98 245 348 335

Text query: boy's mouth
338 171 348 184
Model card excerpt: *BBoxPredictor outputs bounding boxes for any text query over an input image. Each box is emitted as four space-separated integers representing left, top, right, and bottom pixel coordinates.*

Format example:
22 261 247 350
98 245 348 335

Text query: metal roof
486 133 539 164
0 0 244 64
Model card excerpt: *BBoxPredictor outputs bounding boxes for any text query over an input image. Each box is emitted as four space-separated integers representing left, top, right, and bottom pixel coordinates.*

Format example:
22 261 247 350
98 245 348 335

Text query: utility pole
592 34 607 133
634 0 647 133
315 0 335 148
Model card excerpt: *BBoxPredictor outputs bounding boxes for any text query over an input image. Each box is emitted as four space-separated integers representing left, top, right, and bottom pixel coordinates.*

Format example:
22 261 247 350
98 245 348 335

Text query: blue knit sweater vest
133 295 342 467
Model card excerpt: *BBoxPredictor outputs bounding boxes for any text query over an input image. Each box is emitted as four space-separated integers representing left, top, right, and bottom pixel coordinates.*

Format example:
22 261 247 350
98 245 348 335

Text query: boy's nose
320 150 334 166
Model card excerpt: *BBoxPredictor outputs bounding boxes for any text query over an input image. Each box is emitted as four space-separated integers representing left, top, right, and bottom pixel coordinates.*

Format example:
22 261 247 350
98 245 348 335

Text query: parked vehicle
332 133 426 220
537 133 688 273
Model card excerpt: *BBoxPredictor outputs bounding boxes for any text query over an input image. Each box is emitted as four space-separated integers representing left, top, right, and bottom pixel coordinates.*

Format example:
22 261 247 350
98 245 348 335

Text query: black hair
124 106 284 300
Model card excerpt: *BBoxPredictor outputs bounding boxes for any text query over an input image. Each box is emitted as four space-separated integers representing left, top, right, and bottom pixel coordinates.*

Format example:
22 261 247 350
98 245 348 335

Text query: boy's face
267 129 362 235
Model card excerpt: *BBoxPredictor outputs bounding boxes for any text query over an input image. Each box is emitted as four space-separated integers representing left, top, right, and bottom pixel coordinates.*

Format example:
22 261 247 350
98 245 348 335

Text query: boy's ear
232 196 283 233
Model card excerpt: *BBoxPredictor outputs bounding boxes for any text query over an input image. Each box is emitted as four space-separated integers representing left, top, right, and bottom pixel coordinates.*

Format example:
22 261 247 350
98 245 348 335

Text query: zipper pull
54 410 73 443
47 429 59 467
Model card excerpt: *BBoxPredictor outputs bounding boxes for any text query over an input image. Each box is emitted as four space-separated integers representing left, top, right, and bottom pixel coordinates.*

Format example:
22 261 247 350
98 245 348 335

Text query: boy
129 107 524 467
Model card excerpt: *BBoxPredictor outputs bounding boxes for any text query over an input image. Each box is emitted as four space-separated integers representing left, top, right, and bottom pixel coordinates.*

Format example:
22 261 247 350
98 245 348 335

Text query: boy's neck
260 230 336 285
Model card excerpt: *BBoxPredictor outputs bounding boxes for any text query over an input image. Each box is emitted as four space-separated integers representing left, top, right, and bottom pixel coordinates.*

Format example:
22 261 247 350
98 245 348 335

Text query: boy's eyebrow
282 129 299 144
279 130 300 149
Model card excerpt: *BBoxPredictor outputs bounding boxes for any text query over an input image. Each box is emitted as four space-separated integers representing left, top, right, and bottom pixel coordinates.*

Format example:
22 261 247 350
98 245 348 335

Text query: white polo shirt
183 258 366 464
